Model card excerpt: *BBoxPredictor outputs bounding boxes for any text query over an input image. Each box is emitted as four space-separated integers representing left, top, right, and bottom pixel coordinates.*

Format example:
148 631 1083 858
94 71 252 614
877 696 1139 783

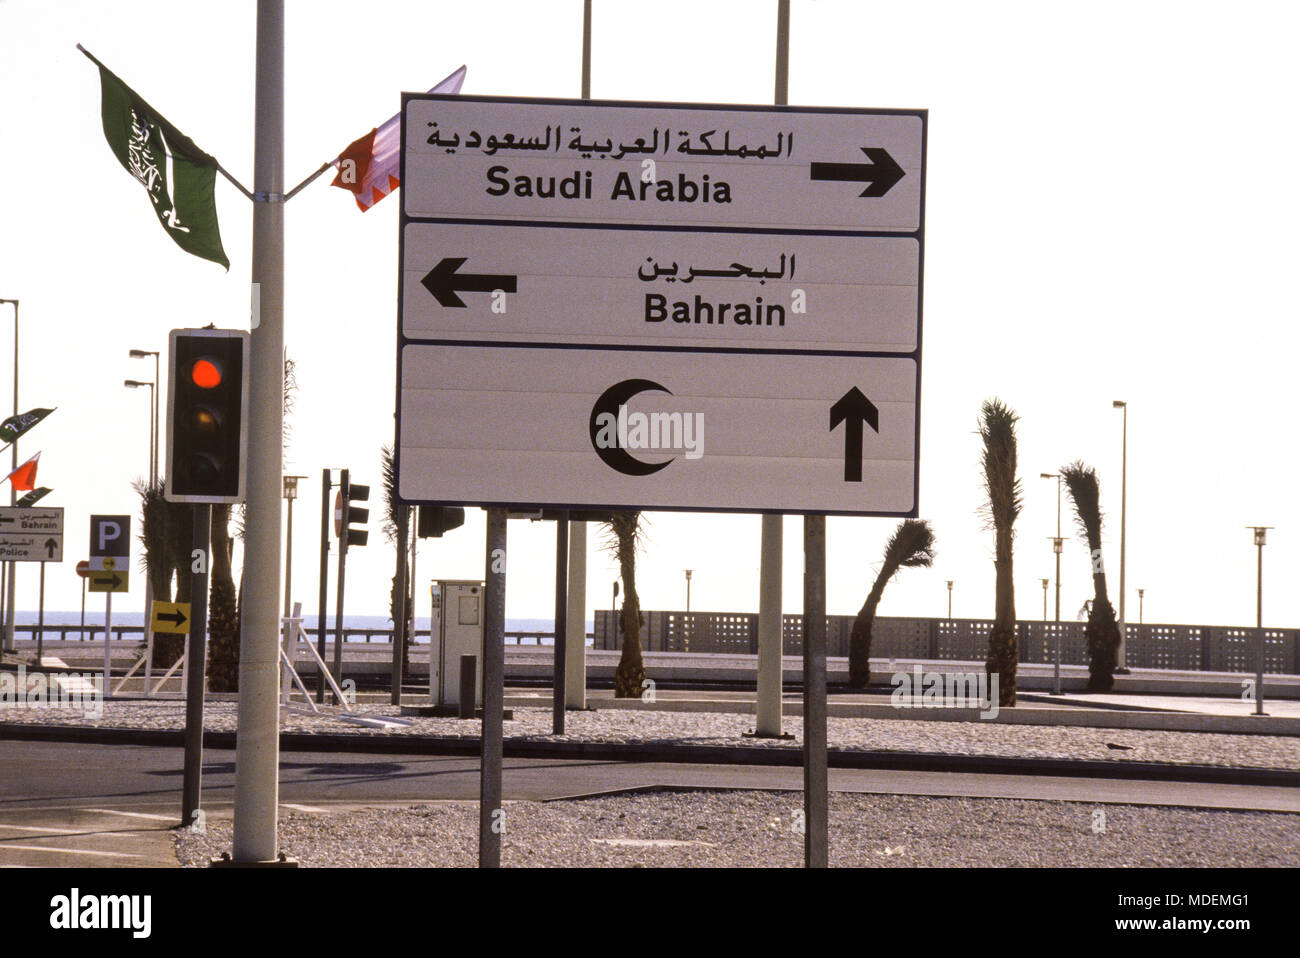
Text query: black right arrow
157 609 188 628
830 387 879 483
810 147 905 198
420 257 518 308
91 573 122 589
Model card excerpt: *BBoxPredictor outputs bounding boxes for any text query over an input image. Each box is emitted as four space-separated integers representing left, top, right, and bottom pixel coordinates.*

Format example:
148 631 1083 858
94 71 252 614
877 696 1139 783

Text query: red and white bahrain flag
5 452 39 491
330 65 467 211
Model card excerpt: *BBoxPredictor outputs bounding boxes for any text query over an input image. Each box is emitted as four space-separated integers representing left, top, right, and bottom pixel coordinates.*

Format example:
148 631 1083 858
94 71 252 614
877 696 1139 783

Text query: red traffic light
190 358 222 389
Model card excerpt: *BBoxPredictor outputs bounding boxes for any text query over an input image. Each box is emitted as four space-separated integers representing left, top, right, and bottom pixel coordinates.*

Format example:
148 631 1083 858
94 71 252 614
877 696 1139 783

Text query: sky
1 0 1298 632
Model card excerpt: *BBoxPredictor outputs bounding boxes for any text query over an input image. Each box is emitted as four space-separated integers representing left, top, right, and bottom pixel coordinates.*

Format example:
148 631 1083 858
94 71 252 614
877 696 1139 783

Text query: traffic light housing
340 478 369 549
165 328 249 503
417 505 465 538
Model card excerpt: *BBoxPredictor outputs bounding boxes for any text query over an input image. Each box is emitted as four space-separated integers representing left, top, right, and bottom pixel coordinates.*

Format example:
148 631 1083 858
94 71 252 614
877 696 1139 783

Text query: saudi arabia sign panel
403 96 923 233
397 95 926 516
398 345 917 516
401 222 919 354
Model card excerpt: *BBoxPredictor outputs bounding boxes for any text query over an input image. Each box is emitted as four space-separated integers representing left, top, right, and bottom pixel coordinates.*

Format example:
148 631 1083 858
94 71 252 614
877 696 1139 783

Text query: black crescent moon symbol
589 378 674 476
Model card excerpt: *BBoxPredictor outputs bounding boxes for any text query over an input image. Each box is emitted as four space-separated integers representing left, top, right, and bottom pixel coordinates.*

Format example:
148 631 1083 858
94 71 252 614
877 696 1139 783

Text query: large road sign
401 222 919 354
403 96 923 232
399 345 917 515
398 95 926 516
0 507 63 562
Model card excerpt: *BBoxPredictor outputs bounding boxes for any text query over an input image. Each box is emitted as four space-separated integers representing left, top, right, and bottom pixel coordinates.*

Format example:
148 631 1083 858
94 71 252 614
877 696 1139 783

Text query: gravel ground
173 790 1300 867
1 699 1298 771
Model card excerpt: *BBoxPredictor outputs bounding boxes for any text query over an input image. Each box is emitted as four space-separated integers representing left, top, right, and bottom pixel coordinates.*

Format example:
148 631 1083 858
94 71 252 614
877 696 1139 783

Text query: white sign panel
403 96 924 233
401 221 919 354
0 507 64 562
398 345 917 515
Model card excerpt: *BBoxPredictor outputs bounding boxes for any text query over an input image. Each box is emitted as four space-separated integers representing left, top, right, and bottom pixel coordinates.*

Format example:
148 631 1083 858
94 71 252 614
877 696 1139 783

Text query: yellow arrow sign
151 601 191 634
88 570 129 593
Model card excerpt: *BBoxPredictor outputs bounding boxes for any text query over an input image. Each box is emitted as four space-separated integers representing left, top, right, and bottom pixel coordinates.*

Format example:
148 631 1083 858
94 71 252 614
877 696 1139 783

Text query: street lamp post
1040 472 1062 622
946 580 953 620
1041 578 1049 621
1247 526 1272 717
683 569 692 652
0 298 17 653
1138 588 1144 625
1113 400 1128 671
129 349 160 484
125 377 157 693
1051 536 1063 694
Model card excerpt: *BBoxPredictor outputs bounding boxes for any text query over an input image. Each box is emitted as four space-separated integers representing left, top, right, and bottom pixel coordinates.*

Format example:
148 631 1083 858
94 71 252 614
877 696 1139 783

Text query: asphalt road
3 739 1299 813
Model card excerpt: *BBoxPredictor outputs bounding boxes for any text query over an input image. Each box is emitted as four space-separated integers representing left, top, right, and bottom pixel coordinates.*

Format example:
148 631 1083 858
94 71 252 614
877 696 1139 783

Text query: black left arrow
157 609 188 628
421 257 518 308
830 387 879 483
810 147 905 198
44 538 57 558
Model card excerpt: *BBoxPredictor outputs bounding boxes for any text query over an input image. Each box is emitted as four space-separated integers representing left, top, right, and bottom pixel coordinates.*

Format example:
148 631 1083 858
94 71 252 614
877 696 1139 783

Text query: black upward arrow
830 387 879 483
810 147 905 198
157 609 187 628
44 538 56 558
421 257 518 308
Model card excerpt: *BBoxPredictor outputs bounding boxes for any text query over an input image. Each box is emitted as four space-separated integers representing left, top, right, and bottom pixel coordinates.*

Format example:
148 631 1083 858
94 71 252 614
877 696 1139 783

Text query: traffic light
417 505 465 538
339 476 369 549
165 328 249 503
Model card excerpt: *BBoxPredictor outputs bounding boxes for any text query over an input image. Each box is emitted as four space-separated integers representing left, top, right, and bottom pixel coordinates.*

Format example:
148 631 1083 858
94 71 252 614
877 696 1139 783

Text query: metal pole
552 511 568 733
5 298 16 653
1054 474 1061 622
565 520 587 708
182 505 211 826
755 0 790 741
80 576 86 637
152 353 160 486
333 470 349 704
1256 537 1265 716
282 491 293 618
36 562 44 661
803 514 827 868
1117 403 1128 669
756 515 783 736
316 469 330 702
103 590 112 690
480 508 506 868
581 0 591 99
232 0 285 864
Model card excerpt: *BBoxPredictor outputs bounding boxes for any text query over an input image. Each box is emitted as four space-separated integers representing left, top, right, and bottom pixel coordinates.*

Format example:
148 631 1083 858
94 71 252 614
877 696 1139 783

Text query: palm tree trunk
612 555 645 697
847 582 886 687
1086 570 1120 692
986 526 1017 705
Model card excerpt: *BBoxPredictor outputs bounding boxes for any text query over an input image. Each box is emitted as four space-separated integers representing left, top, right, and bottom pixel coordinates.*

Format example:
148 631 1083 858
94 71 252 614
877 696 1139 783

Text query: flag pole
284 162 334 202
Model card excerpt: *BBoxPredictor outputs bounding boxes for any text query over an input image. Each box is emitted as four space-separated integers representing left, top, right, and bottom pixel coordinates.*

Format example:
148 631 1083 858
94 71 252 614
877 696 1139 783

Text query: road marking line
83 808 176 822
0 844 143 859
280 803 327 813
0 824 77 835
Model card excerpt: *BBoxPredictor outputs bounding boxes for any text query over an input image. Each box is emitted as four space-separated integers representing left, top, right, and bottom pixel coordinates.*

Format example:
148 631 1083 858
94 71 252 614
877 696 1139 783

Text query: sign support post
552 511 568 734
182 504 210 828
803 514 828 868
480 508 506 867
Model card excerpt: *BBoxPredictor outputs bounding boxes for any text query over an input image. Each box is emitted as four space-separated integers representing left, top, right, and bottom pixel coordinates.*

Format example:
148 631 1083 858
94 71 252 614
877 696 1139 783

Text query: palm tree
206 502 239 692
1060 461 1121 691
979 398 1022 707
601 511 647 697
847 519 935 687
134 478 182 668
380 444 414 681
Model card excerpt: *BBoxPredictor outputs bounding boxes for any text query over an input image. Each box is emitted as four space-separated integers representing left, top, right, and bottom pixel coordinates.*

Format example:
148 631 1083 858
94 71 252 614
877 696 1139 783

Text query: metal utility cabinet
429 579 485 708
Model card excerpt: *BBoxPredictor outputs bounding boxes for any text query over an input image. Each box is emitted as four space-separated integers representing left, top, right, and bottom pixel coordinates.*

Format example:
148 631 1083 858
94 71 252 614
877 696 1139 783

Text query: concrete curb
2 721 1297 788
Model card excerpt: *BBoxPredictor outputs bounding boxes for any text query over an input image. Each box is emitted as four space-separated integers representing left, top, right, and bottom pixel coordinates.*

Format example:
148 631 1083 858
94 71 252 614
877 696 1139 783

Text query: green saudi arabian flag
84 48 229 269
